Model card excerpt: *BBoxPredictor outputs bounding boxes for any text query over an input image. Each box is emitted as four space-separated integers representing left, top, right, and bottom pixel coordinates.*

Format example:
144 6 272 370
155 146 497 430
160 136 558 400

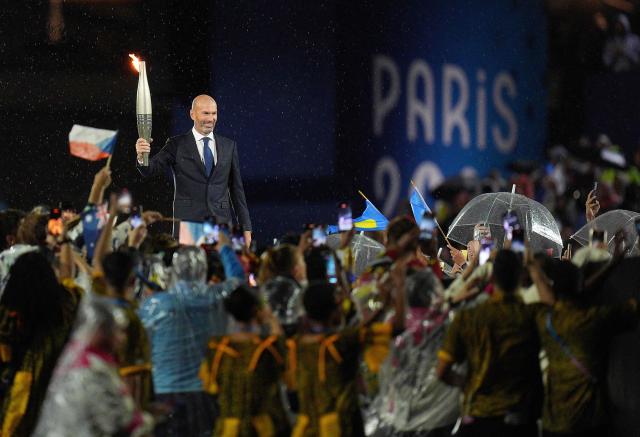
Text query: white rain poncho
366 270 461 435
34 295 153 437
139 246 233 394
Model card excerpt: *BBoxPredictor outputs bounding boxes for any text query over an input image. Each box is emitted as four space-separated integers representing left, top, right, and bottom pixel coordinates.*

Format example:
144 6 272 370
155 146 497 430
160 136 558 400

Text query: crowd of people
424 133 640 248
0 160 637 437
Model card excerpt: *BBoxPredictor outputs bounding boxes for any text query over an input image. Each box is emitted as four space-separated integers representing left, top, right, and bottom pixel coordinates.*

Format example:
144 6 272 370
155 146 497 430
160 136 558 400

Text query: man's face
191 99 217 135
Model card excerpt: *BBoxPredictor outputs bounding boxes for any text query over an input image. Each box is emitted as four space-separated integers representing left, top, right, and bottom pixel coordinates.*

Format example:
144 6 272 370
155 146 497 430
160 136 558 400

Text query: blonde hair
257 244 300 285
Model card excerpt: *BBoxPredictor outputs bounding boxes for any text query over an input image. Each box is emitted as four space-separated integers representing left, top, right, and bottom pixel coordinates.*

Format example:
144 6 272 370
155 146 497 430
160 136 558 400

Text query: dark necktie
203 137 213 176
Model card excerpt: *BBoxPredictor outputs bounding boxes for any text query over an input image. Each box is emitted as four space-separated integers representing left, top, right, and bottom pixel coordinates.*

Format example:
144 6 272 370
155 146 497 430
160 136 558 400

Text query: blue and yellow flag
353 198 389 231
326 194 389 234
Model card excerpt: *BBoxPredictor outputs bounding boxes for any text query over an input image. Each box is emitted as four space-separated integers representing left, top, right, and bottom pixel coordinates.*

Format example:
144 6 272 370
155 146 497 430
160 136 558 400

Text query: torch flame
129 53 141 73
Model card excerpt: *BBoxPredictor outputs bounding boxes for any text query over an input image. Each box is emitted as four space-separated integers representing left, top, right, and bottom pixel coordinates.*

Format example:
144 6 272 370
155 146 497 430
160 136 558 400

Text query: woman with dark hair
0 251 81 436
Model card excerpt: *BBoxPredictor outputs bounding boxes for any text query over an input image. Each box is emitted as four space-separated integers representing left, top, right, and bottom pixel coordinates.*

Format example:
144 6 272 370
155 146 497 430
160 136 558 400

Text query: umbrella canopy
570 209 640 256
446 192 563 257
326 233 385 277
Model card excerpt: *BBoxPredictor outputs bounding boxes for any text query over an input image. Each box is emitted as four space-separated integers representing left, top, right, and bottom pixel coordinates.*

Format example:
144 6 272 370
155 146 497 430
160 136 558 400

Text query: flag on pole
69 124 118 161
326 195 389 234
409 184 432 224
352 198 389 231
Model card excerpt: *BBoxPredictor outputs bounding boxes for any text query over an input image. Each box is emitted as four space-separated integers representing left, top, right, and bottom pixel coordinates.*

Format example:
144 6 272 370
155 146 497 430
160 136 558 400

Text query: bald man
135 95 252 246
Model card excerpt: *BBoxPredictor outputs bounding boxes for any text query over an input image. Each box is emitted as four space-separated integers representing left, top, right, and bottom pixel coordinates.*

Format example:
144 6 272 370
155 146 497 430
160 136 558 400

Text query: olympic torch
130 54 152 166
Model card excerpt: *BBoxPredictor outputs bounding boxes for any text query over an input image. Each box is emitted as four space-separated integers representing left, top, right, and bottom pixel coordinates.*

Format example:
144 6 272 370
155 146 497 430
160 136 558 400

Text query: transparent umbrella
446 192 564 257
570 209 640 256
326 233 385 277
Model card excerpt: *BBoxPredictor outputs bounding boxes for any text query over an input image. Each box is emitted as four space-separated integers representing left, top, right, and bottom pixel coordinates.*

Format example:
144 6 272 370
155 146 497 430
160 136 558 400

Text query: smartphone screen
337 203 353 231
511 228 525 253
129 215 142 228
312 226 327 247
473 224 492 242
419 213 436 241
326 253 337 284
502 211 520 239
231 227 245 250
203 221 219 244
478 238 493 265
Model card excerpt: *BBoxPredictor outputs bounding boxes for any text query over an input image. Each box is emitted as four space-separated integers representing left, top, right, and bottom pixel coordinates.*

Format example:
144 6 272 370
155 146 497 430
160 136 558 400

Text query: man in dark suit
135 94 252 246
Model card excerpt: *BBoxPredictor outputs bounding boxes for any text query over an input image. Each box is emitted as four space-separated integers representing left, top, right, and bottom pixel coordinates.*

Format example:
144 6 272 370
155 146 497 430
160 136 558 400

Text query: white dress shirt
192 127 217 166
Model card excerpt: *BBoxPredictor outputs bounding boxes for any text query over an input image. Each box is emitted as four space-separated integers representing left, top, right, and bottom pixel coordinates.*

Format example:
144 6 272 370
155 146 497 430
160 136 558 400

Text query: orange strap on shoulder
248 335 283 371
318 334 342 382
206 337 239 393
285 338 297 389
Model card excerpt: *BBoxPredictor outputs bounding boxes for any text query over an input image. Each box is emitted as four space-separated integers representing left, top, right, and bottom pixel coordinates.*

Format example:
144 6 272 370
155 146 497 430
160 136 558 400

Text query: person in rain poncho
33 296 153 437
367 269 459 436
139 240 244 437
258 244 306 335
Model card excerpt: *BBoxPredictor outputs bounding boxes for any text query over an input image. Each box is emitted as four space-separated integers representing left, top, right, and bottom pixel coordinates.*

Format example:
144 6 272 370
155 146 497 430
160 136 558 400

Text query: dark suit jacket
136 131 252 231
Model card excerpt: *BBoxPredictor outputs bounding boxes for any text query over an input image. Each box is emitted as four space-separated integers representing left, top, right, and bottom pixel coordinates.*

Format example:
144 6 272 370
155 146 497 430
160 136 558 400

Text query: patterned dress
200 334 289 437
287 324 393 437
533 299 639 433
0 278 81 437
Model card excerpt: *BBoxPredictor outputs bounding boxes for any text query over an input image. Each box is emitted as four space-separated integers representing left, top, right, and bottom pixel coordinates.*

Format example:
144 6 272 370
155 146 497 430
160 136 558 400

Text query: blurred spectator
0 251 82 435
259 244 306 332
139 245 243 437
437 250 542 437
34 296 154 437
603 14 640 72
199 285 289 436
527 257 639 436
0 209 24 251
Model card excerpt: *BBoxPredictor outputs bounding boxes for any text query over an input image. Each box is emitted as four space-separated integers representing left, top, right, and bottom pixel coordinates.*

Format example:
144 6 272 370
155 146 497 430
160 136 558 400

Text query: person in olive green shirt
436 250 542 437
527 257 639 437
200 285 289 437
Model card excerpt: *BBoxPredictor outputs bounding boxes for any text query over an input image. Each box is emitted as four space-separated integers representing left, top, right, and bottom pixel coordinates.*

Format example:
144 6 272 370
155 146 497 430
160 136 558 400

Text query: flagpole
357 190 369 202
410 180 451 246
106 154 113 168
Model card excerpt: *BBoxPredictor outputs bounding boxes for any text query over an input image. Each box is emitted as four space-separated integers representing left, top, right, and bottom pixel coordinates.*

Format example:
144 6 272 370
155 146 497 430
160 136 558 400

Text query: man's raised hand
135 137 152 162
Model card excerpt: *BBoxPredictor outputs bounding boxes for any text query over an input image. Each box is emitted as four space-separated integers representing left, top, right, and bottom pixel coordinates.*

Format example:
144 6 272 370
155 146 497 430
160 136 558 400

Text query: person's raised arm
88 166 112 206
92 193 119 275
215 229 245 281
135 137 177 179
525 248 555 306
58 222 74 280
585 189 600 223
365 256 408 334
